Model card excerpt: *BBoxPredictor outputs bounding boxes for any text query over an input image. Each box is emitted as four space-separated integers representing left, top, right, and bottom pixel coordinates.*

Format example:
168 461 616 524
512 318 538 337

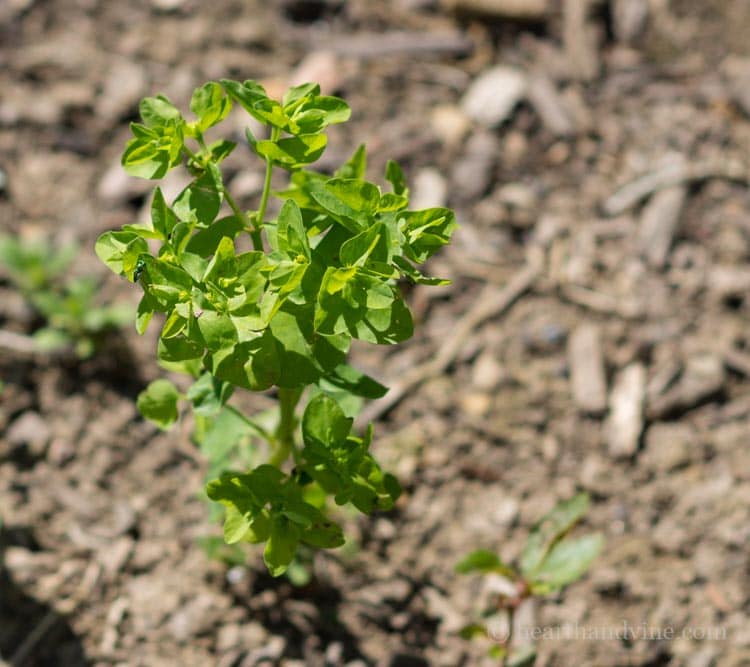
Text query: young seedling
0 236 132 358
456 493 603 666
96 79 456 576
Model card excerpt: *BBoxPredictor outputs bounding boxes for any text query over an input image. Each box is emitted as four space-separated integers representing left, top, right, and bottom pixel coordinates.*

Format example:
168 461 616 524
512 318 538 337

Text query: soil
2 1 750 666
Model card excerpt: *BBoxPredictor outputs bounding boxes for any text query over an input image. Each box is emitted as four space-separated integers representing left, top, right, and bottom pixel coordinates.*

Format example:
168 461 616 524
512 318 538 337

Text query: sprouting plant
456 493 603 666
96 80 456 576
0 236 132 358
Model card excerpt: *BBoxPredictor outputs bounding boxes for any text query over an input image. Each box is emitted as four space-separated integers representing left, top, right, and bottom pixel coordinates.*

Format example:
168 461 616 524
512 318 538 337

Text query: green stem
256 127 280 228
502 607 514 667
268 387 303 467
224 404 272 442
224 188 263 251
182 144 200 165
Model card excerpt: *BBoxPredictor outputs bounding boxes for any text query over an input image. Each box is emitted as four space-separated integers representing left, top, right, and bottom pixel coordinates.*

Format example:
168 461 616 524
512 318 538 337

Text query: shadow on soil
0 526 89 667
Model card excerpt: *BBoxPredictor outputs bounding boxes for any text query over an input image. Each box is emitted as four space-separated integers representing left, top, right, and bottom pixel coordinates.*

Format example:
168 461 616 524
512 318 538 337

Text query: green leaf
197 310 238 351
208 139 236 164
459 623 489 641
323 363 388 399
207 465 285 511
187 372 234 417
196 407 263 478
186 216 244 257
122 135 171 179
207 334 280 391
282 82 320 108
340 222 389 267
221 79 295 132
276 199 311 260
300 396 399 513
202 236 237 285
140 257 193 310
137 379 180 430
400 207 457 263
385 159 407 196
315 267 413 344
392 256 450 285
140 95 182 127
264 515 301 577
292 95 351 134
268 308 339 387
32 327 71 351
253 134 327 169
378 193 409 213
309 178 380 230
529 534 603 593
334 144 366 180
190 82 231 131
158 332 204 363
122 116 184 180
302 394 353 448
121 223 163 240
520 493 591 578
173 163 223 223
301 518 344 548
222 506 253 543
95 231 149 281
151 187 178 238
456 550 517 577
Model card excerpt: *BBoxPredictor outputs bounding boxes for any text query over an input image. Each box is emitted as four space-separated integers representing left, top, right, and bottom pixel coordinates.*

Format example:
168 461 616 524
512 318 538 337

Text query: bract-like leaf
173 163 223 223
455 550 516 577
95 231 148 281
140 95 181 127
264 515 301 576
520 493 591 578
529 534 603 594
335 144 366 180
385 159 407 196
137 379 180 430
190 81 231 131
253 134 327 169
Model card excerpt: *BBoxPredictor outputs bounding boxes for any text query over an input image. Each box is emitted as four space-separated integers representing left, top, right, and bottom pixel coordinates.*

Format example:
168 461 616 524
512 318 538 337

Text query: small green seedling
96 79 456 576
0 236 131 358
457 493 603 666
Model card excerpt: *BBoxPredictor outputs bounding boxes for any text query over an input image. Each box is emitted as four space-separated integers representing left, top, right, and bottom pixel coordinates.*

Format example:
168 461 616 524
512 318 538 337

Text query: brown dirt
2 1 750 666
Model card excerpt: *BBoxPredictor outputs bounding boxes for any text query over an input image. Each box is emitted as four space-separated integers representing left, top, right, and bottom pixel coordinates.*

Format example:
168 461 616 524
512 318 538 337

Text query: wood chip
723 347 750 377
312 31 474 59
563 0 600 81
611 0 649 42
638 185 686 268
568 322 607 415
441 0 549 20
603 157 749 216
647 354 725 419
461 66 527 128
288 51 344 94
527 74 576 136
606 363 646 458
708 265 750 298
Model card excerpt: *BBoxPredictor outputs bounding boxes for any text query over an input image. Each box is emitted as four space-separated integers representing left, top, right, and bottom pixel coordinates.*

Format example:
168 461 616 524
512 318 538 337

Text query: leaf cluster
96 79 456 576
0 236 131 358
456 493 603 664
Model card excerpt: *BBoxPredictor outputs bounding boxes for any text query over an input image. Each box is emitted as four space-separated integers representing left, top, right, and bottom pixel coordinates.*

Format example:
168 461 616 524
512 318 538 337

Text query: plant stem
223 404 272 442
224 188 263 251
268 387 303 467
256 127 280 229
503 607 515 667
